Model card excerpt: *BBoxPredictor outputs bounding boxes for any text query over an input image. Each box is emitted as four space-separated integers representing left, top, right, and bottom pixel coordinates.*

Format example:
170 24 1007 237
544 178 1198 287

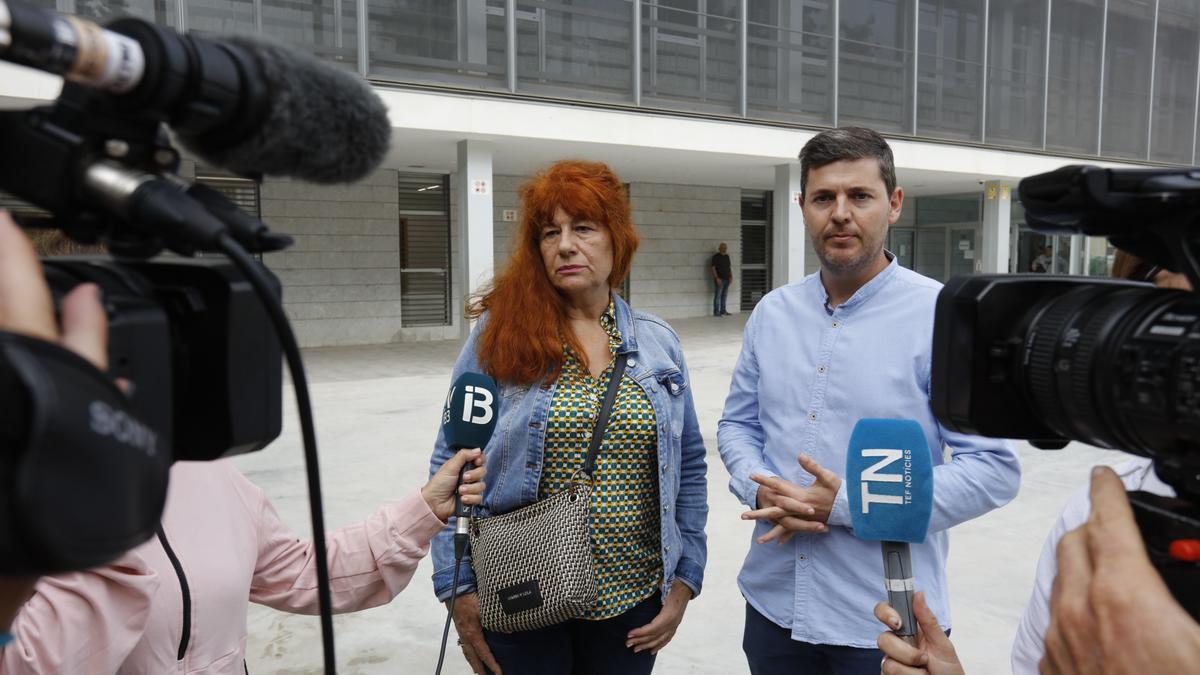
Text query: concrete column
772 163 806 287
1068 233 1086 275
980 180 1012 274
457 140 495 336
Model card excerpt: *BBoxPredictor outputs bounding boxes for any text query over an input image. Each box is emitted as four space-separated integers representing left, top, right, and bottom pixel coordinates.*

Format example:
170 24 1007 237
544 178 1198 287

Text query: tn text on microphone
860 448 914 512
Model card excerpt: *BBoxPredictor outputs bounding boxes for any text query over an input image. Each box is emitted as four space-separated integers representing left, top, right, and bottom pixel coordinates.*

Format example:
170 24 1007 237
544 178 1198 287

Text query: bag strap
581 352 628 477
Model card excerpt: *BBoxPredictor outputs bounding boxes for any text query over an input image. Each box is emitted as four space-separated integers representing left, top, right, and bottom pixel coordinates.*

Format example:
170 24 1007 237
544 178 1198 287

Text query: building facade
2 0 1196 345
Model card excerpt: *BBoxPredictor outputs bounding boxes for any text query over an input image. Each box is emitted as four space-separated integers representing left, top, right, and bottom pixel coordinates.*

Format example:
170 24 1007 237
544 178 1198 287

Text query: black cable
216 233 336 674
434 560 463 675
437 466 470 675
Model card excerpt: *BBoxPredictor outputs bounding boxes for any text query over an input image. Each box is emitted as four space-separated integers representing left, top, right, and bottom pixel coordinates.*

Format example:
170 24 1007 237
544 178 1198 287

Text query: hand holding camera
0 209 109 628
1041 466 1200 675
0 211 106 369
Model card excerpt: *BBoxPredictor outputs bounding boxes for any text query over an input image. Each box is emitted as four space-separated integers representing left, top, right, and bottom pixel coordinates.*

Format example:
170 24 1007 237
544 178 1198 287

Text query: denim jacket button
628 358 637 367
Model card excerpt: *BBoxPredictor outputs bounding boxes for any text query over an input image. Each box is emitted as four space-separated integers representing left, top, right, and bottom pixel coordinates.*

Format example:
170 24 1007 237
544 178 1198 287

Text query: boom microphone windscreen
176 36 391 184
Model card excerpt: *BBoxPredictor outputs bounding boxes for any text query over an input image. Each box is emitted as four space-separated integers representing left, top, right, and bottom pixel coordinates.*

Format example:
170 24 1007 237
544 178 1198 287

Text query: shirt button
817 365 826 374
832 321 840 328
809 412 817 421
798 553 807 561
663 504 670 512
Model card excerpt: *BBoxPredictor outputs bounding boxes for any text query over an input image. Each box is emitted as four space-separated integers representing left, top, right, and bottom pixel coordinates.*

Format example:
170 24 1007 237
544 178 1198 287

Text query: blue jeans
743 603 884 675
714 277 731 315
482 593 662 675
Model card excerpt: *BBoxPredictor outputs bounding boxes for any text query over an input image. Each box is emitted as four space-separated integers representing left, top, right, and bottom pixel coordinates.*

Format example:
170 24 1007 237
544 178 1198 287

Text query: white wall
629 183 742 319
260 171 405 347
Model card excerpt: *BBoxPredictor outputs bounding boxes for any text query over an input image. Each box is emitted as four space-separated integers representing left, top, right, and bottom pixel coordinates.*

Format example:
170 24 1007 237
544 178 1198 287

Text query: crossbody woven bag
468 353 628 633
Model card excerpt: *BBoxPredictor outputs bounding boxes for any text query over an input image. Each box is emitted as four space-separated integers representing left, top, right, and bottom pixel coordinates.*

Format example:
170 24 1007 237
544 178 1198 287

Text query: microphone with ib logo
435 371 498 675
846 419 934 645
441 372 499 561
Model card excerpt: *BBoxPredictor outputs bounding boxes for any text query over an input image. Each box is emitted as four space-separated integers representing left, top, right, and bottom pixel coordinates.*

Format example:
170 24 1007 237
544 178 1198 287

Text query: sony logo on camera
88 400 160 457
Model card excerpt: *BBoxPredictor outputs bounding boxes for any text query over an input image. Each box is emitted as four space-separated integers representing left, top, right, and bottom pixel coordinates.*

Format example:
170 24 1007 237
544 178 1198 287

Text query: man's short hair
799 127 897 197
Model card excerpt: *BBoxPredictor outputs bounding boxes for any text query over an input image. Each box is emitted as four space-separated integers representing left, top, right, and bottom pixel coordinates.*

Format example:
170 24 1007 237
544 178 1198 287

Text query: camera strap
0 330 169 574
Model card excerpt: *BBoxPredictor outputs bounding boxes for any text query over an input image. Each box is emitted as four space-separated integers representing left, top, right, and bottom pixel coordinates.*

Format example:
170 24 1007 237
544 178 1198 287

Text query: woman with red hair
429 160 709 675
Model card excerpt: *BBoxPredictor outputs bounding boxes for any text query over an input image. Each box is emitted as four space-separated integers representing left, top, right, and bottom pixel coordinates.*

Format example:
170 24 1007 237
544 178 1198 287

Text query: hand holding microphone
873 591 964 675
440 372 498 558
422 449 486 522
435 372 501 675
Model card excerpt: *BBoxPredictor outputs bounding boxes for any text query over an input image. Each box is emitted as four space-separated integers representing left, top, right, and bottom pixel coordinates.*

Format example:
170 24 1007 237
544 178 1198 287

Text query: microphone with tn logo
441 371 499 561
845 418 935 645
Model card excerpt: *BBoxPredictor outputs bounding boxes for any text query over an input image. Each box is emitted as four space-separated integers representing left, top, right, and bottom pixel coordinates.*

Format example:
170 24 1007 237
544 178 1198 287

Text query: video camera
0 6 292 578
930 164 1200 619
0 0 390 666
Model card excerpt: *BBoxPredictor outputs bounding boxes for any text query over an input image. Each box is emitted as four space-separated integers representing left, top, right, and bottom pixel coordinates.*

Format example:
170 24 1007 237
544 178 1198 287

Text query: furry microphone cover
179 36 392 184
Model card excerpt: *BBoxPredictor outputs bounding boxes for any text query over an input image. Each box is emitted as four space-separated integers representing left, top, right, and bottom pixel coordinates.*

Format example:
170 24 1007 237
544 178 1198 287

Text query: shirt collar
599 298 622 351
611 292 638 354
813 250 899 313
563 294 633 360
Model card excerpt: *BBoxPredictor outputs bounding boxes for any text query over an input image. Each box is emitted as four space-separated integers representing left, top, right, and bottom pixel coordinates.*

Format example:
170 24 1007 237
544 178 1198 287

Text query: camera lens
1018 286 1200 457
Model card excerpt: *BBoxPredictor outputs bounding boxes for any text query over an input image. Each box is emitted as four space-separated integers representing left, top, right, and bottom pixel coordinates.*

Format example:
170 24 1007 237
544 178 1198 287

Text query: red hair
468 160 639 385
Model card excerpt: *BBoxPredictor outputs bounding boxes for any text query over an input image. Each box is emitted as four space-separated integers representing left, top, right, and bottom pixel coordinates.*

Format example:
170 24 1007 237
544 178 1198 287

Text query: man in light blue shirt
718 127 1021 674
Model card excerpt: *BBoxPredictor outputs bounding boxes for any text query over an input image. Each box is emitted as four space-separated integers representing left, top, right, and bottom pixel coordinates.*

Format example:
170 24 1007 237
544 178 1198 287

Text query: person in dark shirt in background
711 242 733 317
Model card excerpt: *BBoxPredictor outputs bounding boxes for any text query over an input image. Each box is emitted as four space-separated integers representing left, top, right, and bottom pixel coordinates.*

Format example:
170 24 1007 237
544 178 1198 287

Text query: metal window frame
1146 0 1160 160
633 0 643 104
194 172 262 217
911 0 919 135
399 173 452 327
738 0 747 116
981 0 989 143
143 0 1188 166
1194 7 1200 164
1041 0 1052 150
1097 0 1108 155
739 188 772 311
833 0 840 126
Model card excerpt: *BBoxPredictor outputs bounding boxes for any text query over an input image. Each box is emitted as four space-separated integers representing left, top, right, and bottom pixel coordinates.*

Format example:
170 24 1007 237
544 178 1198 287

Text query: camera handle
1130 491 1200 621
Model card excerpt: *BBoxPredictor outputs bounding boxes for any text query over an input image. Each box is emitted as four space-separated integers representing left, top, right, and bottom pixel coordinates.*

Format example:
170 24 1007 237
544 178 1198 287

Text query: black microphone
0 0 391 184
441 372 499 561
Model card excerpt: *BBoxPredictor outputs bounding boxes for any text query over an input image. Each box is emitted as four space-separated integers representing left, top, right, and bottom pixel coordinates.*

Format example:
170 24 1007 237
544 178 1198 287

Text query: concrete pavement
231 315 1130 674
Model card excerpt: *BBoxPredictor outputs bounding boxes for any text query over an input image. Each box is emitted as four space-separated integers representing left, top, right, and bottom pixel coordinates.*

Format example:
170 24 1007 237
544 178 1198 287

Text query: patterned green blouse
538 300 663 620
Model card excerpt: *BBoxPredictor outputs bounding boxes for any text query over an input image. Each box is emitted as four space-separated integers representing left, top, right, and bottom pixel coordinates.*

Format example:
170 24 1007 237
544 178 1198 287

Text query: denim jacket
429 294 709 603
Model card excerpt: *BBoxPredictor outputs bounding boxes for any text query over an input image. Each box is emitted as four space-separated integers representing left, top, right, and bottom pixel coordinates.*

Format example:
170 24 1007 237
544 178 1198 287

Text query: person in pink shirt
0 211 487 674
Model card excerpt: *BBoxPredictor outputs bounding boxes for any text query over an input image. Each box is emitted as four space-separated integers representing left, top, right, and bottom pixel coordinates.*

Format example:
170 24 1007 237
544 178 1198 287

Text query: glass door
947 227 977 278
888 228 916 269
